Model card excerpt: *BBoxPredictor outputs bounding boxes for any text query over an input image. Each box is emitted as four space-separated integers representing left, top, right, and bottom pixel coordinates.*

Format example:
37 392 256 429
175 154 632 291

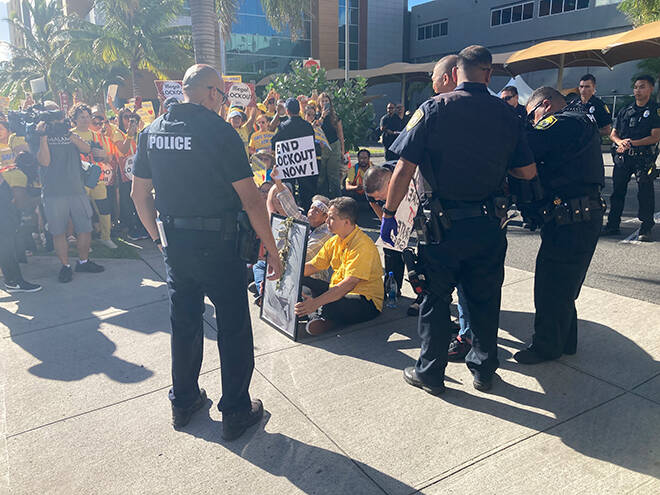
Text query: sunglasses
366 195 386 207
502 95 515 102
527 100 545 122
208 86 227 103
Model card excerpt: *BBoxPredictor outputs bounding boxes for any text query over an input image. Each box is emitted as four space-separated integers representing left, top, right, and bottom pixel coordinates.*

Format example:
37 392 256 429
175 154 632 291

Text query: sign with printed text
274 136 317 179
376 178 420 252
224 81 256 108
154 80 184 102
222 75 242 83
123 154 135 181
136 101 155 125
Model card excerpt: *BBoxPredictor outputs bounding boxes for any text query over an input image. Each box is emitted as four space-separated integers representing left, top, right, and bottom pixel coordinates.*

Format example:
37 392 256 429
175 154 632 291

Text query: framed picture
260 214 309 341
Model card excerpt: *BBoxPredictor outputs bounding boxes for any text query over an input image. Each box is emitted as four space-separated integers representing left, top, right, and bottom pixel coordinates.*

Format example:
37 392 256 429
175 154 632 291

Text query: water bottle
385 271 398 309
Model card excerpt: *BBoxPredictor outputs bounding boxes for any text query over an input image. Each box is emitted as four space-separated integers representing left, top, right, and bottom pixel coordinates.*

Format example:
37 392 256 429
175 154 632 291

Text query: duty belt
539 195 605 226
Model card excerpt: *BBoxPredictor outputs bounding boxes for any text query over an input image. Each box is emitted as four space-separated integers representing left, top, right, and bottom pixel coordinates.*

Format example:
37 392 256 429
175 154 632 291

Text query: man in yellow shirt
295 196 383 335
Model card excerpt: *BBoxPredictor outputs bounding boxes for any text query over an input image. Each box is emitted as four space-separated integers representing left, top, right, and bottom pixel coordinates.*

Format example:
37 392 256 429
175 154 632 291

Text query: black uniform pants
0 216 22 284
164 229 253 414
531 211 602 359
607 160 656 231
302 277 380 324
383 248 404 294
415 216 506 385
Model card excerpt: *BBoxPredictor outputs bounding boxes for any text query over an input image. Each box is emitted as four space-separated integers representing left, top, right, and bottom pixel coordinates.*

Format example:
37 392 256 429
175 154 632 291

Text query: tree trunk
130 64 141 99
190 0 220 69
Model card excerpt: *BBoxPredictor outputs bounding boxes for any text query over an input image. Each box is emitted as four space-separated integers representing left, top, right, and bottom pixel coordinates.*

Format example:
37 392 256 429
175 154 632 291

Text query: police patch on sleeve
604 104 610 114
534 115 557 130
406 108 424 131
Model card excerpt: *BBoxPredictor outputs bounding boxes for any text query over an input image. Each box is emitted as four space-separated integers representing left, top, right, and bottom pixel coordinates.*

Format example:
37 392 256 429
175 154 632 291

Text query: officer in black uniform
270 98 320 210
602 75 660 242
564 74 612 136
513 87 605 364
382 46 537 393
131 64 283 440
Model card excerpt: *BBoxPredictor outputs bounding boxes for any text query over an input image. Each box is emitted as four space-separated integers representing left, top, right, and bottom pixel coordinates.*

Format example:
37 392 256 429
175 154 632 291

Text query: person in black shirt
380 103 403 161
514 86 605 364
601 75 660 242
318 92 345 198
271 98 321 209
384 45 537 393
500 85 526 119
131 64 282 440
564 74 612 136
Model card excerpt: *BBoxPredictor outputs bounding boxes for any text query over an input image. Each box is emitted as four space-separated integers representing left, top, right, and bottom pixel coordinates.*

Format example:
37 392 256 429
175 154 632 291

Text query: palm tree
191 0 310 71
88 0 193 98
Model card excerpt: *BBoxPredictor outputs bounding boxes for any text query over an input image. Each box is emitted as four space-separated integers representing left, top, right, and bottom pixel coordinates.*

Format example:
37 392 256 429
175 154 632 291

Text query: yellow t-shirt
0 166 28 188
310 226 384 311
8 134 28 153
249 129 275 154
0 143 14 167
235 125 251 156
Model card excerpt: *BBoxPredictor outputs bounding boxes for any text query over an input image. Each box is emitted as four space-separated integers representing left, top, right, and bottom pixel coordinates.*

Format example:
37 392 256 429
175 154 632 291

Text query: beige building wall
313 0 339 70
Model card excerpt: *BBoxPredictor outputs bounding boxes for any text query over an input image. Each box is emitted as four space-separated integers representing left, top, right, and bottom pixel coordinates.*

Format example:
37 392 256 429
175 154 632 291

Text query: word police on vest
275 135 318 179
148 134 192 151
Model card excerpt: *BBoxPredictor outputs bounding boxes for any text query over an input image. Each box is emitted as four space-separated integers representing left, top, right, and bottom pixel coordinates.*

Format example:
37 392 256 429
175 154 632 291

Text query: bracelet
382 207 397 217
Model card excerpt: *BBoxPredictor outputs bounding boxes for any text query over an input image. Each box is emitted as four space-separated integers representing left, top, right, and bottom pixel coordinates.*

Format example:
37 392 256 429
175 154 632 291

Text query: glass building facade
338 0 359 70
225 0 312 81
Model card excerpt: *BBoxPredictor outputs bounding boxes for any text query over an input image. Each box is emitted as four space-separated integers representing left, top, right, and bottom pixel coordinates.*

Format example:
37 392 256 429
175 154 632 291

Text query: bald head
182 64 224 112
432 54 458 94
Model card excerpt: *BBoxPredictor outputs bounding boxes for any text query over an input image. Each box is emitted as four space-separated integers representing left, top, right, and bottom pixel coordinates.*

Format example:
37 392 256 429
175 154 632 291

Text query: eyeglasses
526 100 545 122
366 194 386 207
502 95 515 102
208 86 227 103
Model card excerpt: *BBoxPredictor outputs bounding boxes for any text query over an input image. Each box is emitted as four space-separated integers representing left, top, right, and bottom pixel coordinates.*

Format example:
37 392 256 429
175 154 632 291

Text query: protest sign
136 101 155 124
123 154 135 181
376 178 420 252
274 136 317 179
222 75 242 83
224 81 256 108
154 80 184 102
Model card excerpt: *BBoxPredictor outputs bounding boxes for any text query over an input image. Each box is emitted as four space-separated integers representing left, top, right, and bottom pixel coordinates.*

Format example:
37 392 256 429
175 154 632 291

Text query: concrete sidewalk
1 243 658 494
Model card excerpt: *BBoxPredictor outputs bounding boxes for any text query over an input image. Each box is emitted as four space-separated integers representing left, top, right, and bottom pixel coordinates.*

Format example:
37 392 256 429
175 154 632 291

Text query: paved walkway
1 242 658 494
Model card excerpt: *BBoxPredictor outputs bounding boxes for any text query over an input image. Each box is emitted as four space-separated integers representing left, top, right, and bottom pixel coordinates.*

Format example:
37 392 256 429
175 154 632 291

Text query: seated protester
345 148 372 197
295 197 383 335
227 106 256 156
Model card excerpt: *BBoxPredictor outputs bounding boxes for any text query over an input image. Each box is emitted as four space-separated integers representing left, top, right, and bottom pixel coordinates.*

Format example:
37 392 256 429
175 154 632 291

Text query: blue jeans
252 260 266 294
457 284 472 341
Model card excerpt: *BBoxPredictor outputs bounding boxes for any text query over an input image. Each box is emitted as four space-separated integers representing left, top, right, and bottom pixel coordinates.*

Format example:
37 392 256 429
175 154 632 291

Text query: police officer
513 87 604 364
564 74 612 136
131 65 283 440
601 75 659 242
382 45 537 393
271 98 320 209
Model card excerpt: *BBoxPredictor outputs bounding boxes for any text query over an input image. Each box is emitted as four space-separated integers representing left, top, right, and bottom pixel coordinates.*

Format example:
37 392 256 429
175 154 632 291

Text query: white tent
498 75 534 105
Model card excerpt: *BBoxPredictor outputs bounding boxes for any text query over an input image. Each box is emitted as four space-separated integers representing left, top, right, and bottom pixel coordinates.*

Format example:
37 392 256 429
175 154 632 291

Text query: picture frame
260 214 310 341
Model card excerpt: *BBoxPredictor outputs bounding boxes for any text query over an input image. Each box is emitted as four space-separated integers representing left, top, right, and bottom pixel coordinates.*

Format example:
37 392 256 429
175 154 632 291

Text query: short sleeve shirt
39 135 86 198
249 129 275 154
613 101 660 141
133 103 252 217
310 226 384 311
565 95 612 129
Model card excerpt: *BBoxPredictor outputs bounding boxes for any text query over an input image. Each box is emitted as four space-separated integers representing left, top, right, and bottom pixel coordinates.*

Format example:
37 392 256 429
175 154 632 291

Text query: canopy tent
504 33 623 89
498 75 534 105
603 20 660 65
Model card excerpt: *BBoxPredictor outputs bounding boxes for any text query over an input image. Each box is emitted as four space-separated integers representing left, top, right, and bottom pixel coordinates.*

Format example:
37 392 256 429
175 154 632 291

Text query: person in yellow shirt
227 106 255 156
295 196 383 335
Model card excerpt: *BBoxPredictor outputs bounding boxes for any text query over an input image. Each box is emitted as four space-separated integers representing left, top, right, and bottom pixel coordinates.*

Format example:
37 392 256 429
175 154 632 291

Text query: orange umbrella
603 20 660 65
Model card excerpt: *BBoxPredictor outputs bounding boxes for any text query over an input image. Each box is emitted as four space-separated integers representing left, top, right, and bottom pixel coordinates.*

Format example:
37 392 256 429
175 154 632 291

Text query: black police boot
599 225 621 237
473 374 494 392
403 367 445 395
171 388 207 429
513 348 552 365
638 225 654 243
222 399 264 441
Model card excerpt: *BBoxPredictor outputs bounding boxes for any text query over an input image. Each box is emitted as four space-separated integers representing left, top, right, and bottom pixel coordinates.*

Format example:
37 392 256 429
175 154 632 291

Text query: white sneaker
100 239 118 249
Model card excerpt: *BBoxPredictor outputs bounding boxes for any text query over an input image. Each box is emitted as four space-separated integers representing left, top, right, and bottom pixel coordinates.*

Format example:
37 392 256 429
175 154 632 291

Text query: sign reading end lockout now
274 136 318 179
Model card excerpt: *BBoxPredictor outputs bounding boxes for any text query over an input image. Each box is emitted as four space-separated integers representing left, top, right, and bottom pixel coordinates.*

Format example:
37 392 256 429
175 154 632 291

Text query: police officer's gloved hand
380 215 398 245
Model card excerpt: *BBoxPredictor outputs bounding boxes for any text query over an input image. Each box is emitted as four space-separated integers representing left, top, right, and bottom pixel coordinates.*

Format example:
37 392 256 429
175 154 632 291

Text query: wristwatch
382 207 397 217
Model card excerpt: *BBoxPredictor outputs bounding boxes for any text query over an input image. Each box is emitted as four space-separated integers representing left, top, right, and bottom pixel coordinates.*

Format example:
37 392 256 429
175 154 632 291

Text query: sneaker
75 260 105 273
99 239 118 249
4 280 42 293
221 399 264 441
305 315 336 335
128 228 149 241
247 281 258 295
171 388 207 429
58 265 73 283
448 335 472 361
600 226 620 237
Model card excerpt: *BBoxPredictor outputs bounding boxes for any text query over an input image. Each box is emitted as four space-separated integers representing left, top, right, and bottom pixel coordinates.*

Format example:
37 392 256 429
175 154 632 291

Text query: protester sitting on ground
34 103 104 282
295 197 383 335
345 148 372 198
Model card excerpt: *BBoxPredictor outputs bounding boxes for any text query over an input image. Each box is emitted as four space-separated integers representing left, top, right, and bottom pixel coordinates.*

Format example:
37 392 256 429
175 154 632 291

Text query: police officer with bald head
382 45 537 393
131 64 283 440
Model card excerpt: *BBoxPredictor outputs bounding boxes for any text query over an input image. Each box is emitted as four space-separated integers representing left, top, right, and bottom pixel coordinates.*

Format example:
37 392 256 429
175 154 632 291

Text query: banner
376 178 420 252
222 75 242 83
274 136 317 179
224 81 256 108
154 80 184 102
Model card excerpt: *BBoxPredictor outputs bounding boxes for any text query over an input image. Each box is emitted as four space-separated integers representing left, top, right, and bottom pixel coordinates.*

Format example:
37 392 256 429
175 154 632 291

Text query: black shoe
75 260 105 273
600 226 620 237
448 335 471 362
473 375 493 392
638 230 654 242
403 367 445 395
171 388 207 429
58 265 73 283
513 348 551 365
449 319 461 333
406 302 420 317
247 281 258 295
4 280 42 293
222 399 264 441
305 315 336 335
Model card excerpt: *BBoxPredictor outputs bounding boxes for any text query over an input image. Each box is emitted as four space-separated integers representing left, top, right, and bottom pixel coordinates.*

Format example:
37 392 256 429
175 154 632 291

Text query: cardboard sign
376 178 420 252
136 101 155 124
274 136 317 179
222 75 242 83
224 81 256 108
154 80 184 102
